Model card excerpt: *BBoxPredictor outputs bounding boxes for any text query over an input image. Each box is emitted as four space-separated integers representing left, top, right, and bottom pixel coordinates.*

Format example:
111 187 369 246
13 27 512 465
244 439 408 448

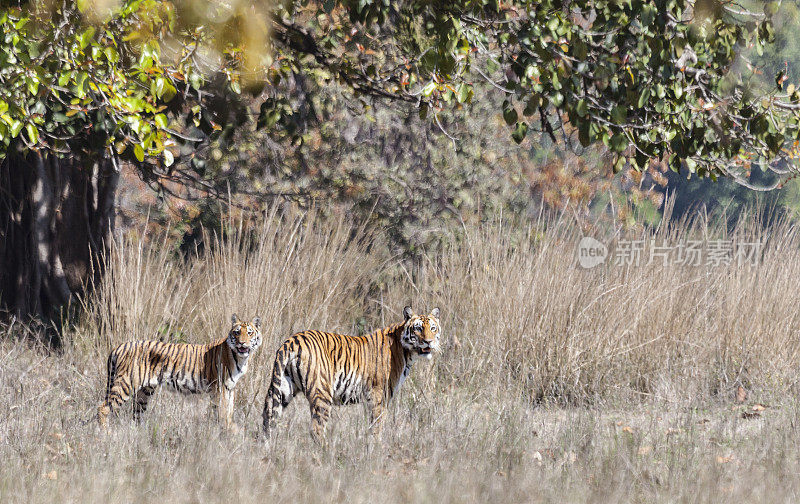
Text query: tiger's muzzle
229 335 259 356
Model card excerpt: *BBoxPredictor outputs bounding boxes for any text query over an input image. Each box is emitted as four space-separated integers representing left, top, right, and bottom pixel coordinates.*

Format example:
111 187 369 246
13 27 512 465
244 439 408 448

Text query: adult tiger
97 314 262 430
262 306 441 439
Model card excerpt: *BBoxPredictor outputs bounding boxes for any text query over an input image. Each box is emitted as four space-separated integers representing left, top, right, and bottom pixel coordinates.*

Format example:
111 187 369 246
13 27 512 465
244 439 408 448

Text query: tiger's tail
97 350 118 428
262 340 297 435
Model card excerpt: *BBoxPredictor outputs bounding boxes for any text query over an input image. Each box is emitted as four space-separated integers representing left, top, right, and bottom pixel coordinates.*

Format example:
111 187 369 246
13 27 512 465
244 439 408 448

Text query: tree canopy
264 0 800 186
1 0 798 188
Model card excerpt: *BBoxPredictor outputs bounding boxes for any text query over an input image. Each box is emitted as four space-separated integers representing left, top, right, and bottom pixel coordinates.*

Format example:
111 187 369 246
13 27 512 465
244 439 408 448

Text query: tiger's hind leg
98 375 134 428
307 387 333 443
133 385 156 422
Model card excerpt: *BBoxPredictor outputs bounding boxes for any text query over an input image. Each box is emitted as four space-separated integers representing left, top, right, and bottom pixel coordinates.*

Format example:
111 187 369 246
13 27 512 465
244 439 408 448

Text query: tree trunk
0 149 118 331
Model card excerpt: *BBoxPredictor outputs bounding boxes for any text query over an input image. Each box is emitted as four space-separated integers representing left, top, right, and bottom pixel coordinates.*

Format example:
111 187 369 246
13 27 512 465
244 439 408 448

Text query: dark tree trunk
0 148 118 329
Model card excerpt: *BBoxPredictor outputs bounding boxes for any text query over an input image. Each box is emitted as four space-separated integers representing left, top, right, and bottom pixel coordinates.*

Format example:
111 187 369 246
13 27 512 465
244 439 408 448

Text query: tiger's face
400 306 441 360
228 314 262 356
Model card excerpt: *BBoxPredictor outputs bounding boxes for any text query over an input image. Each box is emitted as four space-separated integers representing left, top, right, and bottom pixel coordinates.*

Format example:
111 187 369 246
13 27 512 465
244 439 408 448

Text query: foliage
3 1 797 185
0 0 268 173
260 0 800 186
653 1 800 224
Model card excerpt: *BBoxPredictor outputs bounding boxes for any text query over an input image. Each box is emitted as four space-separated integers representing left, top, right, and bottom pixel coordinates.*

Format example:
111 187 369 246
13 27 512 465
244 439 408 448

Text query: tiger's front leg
212 387 237 432
133 386 156 422
367 387 386 434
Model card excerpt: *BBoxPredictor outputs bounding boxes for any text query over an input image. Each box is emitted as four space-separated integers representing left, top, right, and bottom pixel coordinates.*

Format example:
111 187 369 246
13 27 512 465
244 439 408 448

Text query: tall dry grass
73 205 800 409
425 213 800 406
4 208 800 502
73 209 385 407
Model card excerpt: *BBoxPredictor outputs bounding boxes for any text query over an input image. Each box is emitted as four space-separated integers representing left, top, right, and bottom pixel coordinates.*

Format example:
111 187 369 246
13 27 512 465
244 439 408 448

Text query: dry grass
4 209 800 502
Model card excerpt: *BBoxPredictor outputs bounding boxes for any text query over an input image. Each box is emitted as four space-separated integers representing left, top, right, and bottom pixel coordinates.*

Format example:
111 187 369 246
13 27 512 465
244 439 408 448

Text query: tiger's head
228 314 262 357
401 306 441 360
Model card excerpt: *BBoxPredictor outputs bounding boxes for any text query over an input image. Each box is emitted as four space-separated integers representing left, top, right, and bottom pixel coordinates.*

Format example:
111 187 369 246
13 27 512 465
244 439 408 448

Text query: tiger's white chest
224 358 248 389
393 361 413 398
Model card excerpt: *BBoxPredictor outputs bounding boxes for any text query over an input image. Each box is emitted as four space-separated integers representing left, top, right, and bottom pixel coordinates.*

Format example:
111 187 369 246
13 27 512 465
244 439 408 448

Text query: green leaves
576 99 588 118
609 133 628 153
151 76 177 102
512 121 528 144
104 47 119 63
154 114 168 129
471 0 796 181
611 106 627 125
0 0 265 164
10 120 23 138
77 27 95 49
421 81 437 98
456 83 473 104
637 88 651 108
503 100 518 126
0 0 796 187
24 123 38 144
640 4 656 27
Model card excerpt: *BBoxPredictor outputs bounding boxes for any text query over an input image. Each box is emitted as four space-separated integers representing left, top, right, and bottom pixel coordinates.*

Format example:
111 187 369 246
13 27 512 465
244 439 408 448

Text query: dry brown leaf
42 470 57 480
752 404 767 412
736 385 747 404
716 455 735 464
622 426 633 434
637 445 652 456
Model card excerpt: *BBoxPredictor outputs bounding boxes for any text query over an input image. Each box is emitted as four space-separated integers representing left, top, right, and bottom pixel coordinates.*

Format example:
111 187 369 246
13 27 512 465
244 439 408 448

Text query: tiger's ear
430 307 440 318
253 316 261 329
403 306 414 321
231 313 239 325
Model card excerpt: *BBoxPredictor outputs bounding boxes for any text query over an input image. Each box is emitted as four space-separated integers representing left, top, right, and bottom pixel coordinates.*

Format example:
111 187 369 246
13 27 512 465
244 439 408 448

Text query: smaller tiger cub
97 314 262 430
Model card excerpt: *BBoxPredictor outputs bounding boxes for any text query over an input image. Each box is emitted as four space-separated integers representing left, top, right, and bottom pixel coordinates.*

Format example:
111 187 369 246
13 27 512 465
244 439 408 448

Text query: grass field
3 210 800 503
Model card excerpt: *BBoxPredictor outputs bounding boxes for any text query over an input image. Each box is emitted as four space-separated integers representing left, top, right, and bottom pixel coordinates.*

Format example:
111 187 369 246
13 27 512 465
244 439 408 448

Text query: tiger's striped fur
262 306 441 439
97 314 262 429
